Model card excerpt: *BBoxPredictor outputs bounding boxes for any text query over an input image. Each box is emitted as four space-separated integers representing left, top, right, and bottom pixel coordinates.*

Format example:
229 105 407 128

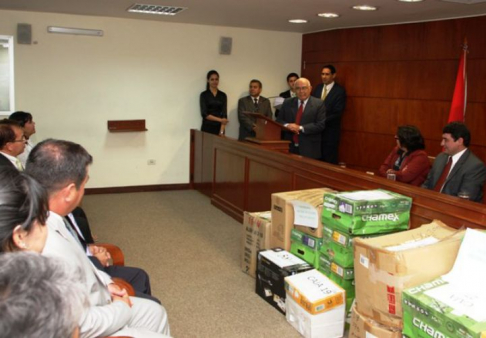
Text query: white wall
0 10 302 188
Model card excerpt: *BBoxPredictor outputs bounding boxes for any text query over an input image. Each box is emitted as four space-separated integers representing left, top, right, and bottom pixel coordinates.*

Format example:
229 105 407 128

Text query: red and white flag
448 40 468 122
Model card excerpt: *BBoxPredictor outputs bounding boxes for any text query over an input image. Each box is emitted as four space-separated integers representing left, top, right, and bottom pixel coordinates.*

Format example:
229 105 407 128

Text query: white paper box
286 296 345 338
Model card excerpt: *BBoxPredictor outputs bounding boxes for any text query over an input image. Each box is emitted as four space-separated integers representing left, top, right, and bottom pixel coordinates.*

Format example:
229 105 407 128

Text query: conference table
190 129 486 230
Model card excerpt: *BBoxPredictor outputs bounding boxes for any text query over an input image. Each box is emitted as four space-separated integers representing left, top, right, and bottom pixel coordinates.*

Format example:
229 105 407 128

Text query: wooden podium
243 112 290 153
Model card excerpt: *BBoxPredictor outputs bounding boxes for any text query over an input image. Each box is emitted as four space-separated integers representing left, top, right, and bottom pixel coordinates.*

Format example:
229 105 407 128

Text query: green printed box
322 189 411 235
318 253 355 298
402 277 486 338
320 228 354 268
290 229 322 268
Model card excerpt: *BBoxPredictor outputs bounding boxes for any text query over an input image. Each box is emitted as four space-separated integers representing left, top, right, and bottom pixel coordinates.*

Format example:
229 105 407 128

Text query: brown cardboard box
241 211 272 278
354 220 464 328
271 188 335 250
349 305 401 338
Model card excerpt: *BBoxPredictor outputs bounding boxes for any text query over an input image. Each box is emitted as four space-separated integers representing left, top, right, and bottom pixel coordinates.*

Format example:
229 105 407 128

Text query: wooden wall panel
302 16 486 173
247 160 293 212
213 148 245 218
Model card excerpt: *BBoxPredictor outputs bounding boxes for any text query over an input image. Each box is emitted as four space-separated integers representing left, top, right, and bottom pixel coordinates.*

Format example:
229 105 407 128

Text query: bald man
276 78 326 159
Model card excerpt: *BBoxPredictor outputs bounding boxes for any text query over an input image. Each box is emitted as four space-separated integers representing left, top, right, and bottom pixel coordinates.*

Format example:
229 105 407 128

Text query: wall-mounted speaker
17 23 32 45
219 37 232 55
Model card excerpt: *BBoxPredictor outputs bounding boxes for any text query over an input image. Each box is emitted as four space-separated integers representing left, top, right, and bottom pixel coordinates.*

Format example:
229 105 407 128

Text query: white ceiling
2 0 486 33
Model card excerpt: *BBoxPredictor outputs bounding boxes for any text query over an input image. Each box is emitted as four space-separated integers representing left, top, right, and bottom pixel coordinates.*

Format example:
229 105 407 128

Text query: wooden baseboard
85 183 190 195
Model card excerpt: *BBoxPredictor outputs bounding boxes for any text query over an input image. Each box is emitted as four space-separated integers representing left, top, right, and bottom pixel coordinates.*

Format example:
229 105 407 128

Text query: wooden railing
190 130 486 230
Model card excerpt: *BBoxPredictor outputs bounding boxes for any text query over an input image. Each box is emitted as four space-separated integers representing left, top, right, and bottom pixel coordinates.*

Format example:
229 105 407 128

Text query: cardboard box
354 220 464 328
402 277 486 338
286 296 345 338
271 188 335 250
402 229 486 338
349 305 402 338
241 211 272 278
322 189 411 235
256 248 312 314
285 269 345 315
290 229 323 267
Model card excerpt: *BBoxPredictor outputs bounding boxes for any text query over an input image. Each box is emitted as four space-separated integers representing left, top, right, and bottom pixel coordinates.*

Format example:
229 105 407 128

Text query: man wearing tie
276 78 326 159
312 65 346 164
237 79 273 141
0 121 26 170
26 139 170 338
422 122 486 202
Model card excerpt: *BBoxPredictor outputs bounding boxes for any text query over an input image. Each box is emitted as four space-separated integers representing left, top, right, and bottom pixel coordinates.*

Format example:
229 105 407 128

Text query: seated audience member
9 111 36 167
0 166 48 253
26 139 170 338
66 206 159 303
275 72 299 117
0 252 88 338
378 125 430 186
238 79 273 141
0 120 26 170
422 122 486 202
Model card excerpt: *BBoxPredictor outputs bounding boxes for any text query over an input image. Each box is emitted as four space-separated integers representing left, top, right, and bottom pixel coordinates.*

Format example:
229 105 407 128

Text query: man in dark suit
276 78 326 159
275 72 299 118
238 79 273 141
0 121 26 170
422 122 486 202
312 65 346 164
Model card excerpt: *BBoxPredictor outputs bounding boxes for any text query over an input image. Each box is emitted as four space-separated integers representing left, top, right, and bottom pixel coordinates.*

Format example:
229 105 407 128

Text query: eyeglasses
295 86 309 91
11 136 26 143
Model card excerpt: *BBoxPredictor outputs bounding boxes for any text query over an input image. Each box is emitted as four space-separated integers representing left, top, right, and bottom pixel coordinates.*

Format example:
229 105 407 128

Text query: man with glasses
0 120 26 170
276 78 326 159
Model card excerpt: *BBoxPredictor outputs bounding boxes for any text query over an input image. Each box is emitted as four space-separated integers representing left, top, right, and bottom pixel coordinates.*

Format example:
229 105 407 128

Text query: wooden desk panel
190 129 486 230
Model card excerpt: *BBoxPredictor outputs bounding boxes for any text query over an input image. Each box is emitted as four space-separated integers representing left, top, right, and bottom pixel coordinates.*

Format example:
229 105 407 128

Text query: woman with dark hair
378 125 431 186
199 70 229 135
9 111 36 167
0 166 48 253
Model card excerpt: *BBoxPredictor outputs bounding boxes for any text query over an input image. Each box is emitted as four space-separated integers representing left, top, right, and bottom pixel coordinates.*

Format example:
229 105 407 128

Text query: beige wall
0 10 301 188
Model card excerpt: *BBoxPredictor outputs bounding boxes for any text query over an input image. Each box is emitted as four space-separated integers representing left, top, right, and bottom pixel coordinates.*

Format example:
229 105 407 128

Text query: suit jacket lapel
445 150 469 184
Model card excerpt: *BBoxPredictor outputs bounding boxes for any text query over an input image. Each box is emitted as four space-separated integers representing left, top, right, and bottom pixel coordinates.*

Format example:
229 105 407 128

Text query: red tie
434 157 452 192
293 100 304 144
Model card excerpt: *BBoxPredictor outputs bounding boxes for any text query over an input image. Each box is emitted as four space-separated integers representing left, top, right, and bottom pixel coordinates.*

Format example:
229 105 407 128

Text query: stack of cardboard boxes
240 187 476 338
320 189 412 320
351 220 465 337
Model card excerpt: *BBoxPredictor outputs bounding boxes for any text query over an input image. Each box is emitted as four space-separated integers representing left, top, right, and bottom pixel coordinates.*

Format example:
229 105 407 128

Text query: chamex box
256 248 312 314
402 228 486 338
322 189 411 235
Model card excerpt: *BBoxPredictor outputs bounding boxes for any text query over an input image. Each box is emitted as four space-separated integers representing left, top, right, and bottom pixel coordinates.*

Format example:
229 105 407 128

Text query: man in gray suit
422 122 486 202
26 139 170 338
237 79 273 141
276 78 327 159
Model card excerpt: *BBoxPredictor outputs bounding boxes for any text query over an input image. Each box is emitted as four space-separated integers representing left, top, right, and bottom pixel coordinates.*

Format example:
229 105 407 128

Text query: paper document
424 228 486 322
339 190 393 201
291 200 319 228
274 97 284 109
386 237 439 252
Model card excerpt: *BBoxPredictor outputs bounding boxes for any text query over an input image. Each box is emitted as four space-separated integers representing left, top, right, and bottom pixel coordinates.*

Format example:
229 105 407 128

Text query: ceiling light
317 13 340 18
352 5 378 10
127 4 187 15
47 26 103 37
288 19 308 24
